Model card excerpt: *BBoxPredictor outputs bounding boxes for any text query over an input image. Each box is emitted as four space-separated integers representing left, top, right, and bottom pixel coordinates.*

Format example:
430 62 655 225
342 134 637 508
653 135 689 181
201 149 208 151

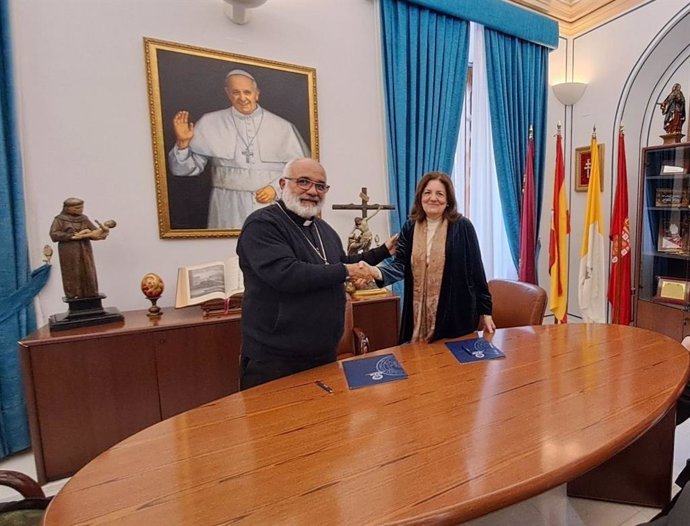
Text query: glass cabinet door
638 143 690 307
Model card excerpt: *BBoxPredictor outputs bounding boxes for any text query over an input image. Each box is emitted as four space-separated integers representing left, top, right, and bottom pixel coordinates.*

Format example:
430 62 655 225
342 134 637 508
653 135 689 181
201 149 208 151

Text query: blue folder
446 337 505 363
342 353 408 390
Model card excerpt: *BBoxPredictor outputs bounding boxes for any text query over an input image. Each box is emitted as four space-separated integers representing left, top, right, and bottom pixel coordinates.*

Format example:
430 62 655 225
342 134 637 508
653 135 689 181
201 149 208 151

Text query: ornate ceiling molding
509 0 646 36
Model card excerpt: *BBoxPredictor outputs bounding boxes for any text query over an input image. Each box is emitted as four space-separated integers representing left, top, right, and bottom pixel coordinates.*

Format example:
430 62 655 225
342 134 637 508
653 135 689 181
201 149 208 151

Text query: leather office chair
487 279 547 328
337 295 370 359
0 470 51 526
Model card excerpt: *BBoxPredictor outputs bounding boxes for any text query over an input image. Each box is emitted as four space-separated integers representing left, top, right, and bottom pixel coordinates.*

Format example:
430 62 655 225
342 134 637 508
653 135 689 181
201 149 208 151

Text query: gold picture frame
144 38 319 239
655 276 690 304
574 144 605 192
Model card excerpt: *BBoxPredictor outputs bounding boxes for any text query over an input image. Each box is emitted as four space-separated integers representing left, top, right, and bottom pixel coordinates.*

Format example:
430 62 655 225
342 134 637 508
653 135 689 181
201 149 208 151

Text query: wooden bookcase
634 142 690 339
20 294 399 483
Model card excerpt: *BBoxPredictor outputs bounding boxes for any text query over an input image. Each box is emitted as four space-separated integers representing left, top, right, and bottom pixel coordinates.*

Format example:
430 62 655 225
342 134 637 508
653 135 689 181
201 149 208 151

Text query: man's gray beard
282 187 323 219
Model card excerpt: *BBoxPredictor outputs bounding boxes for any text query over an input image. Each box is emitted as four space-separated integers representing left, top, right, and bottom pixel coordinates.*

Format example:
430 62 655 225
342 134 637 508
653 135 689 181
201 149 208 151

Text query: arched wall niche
611 6 690 278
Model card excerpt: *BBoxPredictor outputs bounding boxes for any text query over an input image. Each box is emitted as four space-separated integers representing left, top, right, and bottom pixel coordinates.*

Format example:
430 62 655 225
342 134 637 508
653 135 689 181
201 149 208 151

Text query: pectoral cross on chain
241 147 254 163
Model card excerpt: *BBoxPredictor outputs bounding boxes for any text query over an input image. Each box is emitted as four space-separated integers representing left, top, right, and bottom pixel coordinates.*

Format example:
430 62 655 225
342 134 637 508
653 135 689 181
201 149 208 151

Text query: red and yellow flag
549 126 569 323
607 127 631 324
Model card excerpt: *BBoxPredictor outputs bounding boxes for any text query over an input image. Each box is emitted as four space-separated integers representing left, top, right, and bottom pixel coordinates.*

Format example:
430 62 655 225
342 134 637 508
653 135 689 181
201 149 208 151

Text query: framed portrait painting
574 144 605 192
144 38 319 238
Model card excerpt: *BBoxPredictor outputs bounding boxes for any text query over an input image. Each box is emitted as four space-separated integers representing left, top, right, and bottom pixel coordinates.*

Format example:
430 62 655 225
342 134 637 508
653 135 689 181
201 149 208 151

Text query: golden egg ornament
141 273 164 317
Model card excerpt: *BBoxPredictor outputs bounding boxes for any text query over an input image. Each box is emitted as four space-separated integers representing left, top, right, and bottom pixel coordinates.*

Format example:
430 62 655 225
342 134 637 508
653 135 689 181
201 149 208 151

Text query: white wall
12 0 690 325
540 0 690 321
10 0 390 321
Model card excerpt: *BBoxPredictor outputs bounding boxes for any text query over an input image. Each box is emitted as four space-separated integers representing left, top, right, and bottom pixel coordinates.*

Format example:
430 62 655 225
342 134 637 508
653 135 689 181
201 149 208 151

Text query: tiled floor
461 417 690 526
1 419 687 525
0 450 67 502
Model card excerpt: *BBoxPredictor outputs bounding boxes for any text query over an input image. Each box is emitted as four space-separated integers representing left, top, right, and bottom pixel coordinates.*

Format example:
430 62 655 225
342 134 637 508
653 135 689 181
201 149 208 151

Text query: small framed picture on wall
575 144 605 192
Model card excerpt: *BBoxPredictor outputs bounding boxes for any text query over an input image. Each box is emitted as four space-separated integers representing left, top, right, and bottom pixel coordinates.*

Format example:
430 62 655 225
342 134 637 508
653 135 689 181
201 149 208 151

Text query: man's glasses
284 177 330 193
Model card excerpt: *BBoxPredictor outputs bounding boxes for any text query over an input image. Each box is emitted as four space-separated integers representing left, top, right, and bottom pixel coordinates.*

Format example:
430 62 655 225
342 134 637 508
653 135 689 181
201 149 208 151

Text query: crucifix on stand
332 187 395 257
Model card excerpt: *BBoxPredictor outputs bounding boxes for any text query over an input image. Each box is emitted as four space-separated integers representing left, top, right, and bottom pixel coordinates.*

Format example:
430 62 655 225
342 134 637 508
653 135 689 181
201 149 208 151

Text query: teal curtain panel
485 29 549 268
379 0 553 270
0 0 50 458
380 0 470 232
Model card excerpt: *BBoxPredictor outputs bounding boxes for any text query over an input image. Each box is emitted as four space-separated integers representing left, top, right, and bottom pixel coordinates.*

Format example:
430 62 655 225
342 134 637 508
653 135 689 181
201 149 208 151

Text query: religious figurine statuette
48 197 123 330
658 83 686 144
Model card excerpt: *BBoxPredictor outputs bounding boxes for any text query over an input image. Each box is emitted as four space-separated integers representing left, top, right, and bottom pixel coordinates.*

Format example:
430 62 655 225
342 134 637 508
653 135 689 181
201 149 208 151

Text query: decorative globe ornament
141 273 164 318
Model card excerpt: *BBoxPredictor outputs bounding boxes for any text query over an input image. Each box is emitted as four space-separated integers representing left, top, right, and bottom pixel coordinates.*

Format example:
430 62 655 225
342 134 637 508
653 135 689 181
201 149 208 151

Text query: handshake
345 261 381 289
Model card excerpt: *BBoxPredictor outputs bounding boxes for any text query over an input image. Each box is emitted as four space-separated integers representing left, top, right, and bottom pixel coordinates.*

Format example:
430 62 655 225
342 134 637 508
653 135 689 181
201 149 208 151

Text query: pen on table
315 380 334 394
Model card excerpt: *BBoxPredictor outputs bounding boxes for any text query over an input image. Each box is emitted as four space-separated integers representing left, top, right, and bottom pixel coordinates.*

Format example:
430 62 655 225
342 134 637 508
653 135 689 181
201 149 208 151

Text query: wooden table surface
43 324 690 525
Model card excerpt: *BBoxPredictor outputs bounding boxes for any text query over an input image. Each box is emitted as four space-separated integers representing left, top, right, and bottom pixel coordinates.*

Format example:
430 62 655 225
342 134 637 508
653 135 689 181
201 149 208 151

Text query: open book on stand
175 256 244 312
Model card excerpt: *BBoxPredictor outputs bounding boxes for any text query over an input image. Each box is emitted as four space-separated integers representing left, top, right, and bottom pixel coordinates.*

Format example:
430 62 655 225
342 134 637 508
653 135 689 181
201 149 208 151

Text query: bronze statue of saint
659 83 686 134
49 198 115 299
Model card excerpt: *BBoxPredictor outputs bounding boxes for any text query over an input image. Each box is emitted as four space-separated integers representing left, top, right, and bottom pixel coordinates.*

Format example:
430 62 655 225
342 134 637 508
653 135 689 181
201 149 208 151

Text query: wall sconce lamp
223 0 268 25
552 82 588 106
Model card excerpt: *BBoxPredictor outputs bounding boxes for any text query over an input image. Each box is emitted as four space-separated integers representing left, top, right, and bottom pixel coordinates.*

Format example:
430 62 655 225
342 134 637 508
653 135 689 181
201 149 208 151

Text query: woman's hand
384 233 399 256
480 315 496 334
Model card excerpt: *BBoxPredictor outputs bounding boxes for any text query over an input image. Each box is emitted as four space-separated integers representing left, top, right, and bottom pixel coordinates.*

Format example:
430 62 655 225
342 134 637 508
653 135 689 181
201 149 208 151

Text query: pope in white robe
168 69 310 229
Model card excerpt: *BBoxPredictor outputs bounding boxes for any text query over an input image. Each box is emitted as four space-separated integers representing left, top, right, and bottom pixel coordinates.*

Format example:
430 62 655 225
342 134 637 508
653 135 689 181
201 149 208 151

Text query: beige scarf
410 219 447 342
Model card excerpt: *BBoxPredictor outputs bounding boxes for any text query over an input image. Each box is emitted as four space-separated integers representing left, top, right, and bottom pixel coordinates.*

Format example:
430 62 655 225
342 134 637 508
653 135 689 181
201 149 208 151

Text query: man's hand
173 111 194 149
345 261 376 284
255 185 277 204
384 233 399 256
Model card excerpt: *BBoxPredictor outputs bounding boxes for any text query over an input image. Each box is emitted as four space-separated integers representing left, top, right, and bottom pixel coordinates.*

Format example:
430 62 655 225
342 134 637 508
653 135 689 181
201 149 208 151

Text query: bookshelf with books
635 142 690 340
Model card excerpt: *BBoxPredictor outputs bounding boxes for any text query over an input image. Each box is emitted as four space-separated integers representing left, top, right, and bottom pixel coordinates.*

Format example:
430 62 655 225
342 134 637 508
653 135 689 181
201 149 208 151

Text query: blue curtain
0 0 51 458
484 28 549 269
380 0 470 232
404 0 558 49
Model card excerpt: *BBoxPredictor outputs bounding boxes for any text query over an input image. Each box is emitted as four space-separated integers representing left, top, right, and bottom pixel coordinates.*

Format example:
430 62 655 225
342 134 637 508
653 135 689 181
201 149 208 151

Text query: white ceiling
509 0 647 36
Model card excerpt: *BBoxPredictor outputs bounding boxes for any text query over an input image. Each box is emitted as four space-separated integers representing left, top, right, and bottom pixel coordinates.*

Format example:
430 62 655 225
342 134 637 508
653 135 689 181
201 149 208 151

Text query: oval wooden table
43 324 690 525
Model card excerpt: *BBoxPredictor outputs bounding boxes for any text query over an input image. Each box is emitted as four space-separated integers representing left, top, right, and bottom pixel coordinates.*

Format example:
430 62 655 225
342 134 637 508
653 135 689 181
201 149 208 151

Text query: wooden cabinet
20 295 399 483
635 142 690 339
352 294 400 350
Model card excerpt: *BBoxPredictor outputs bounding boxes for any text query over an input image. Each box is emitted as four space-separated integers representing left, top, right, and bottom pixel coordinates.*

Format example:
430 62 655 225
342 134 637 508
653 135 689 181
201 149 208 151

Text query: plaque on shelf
661 164 685 175
655 188 689 207
654 276 690 304
658 218 690 252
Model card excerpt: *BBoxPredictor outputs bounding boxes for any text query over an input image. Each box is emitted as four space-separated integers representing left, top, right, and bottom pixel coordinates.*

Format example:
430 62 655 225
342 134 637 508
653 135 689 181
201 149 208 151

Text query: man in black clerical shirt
236 158 395 390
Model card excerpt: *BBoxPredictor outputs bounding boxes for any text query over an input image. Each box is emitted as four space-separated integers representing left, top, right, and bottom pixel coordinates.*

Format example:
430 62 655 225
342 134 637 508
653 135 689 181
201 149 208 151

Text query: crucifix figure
332 188 395 256
241 147 254 164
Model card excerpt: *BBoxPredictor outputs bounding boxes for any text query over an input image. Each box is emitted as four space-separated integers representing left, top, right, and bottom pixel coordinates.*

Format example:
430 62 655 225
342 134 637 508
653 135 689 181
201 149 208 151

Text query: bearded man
236 158 396 389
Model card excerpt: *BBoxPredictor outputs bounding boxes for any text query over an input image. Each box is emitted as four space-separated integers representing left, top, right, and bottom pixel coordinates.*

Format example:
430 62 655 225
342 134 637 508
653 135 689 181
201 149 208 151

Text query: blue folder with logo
446 337 505 363
342 353 408 390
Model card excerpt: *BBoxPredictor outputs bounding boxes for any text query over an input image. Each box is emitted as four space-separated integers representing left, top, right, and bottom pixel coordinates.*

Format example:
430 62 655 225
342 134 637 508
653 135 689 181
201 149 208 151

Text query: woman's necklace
277 203 328 264
230 108 265 163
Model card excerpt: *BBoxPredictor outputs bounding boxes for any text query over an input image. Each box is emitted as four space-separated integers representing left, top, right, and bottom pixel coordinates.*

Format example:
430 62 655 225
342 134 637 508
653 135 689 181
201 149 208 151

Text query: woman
374 172 495 343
